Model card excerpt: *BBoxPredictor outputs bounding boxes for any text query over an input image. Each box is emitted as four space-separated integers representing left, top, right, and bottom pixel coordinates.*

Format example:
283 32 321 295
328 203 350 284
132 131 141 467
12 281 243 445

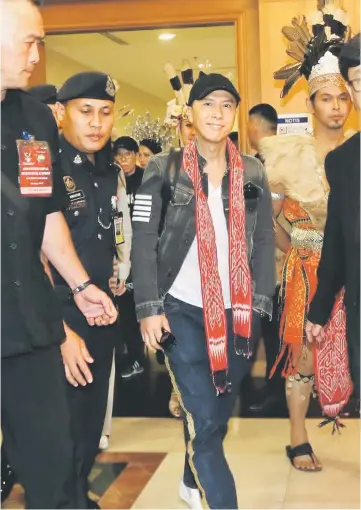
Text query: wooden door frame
42 0 258 150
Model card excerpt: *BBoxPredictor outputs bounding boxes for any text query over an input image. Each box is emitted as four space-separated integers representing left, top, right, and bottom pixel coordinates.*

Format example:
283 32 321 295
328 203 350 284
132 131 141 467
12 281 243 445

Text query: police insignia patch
105 76 116 98
63 175 76 192
73 155 82 165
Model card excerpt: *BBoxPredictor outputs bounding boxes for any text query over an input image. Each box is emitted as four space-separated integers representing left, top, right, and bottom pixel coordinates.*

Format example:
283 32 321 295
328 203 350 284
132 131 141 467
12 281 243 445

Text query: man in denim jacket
131 74 275 509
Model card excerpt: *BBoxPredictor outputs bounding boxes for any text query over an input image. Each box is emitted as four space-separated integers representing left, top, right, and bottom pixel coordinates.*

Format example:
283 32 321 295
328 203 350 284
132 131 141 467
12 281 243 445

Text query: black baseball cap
188 73 240 106
113 136 139 153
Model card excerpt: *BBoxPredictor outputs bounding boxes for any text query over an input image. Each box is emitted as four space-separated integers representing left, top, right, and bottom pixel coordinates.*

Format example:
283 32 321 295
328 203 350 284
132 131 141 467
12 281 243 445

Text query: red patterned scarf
314 288 353 424
182 139 252 395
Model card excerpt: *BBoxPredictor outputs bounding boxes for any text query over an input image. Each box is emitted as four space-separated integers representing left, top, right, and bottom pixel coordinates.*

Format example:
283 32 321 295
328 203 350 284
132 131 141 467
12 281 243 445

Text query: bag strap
159 148 183 235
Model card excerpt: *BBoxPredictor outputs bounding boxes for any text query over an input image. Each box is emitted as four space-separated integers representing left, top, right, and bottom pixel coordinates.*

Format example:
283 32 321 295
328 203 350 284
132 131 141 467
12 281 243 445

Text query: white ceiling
45 25 237 102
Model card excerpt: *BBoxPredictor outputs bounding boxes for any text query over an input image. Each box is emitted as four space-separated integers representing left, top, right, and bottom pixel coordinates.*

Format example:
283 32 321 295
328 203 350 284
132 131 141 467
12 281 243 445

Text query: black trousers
62 302 116 502
2 344 80 509
261 285 284 393
116 290 144 366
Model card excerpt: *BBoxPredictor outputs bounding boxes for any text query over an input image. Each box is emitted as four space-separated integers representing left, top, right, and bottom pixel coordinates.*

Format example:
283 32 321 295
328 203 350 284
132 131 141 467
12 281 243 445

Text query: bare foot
292 451 322 471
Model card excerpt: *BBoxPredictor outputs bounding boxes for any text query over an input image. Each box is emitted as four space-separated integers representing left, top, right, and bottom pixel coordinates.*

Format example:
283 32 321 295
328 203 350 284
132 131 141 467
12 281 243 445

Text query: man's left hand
74 284 118 326
114 280 127 297
306 320 325 344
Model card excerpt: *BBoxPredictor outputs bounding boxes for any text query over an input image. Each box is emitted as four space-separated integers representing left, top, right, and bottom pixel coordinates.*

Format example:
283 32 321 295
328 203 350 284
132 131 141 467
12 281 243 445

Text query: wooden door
39 0 261 152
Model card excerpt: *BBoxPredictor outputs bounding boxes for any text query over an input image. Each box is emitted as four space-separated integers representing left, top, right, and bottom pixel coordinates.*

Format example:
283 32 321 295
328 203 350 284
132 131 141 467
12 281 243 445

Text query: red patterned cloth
269 198 352 418
182 139 252 394
314 289 353 418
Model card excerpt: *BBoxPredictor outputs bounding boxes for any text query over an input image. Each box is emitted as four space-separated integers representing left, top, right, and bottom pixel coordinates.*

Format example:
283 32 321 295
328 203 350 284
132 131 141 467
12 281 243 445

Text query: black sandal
286 442 322 472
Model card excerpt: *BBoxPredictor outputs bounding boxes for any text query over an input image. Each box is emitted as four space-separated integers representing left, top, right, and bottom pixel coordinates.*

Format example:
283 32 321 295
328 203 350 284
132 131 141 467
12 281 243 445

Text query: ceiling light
158 33 176 41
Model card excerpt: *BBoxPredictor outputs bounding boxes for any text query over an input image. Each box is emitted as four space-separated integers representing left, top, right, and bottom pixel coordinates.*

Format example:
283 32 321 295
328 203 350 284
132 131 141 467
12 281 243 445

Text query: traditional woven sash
271 247 353 424
182 139 252 394
314 288 353 422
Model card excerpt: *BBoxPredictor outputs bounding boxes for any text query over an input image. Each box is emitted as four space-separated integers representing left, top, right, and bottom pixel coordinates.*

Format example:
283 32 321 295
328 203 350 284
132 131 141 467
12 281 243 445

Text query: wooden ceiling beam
42 0 257 33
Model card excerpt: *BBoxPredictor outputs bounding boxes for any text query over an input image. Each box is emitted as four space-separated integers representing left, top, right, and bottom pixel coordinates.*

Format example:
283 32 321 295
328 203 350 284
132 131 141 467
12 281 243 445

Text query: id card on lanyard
113 211 125 246
17 140 53 197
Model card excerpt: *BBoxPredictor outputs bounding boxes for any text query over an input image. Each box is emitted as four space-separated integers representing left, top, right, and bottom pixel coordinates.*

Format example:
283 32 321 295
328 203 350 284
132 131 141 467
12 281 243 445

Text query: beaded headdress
125 112 173 151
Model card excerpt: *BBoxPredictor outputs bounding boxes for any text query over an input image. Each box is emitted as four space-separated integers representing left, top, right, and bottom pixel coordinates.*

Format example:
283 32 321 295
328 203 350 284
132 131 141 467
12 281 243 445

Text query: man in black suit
306 33 360 398
1 1 117 507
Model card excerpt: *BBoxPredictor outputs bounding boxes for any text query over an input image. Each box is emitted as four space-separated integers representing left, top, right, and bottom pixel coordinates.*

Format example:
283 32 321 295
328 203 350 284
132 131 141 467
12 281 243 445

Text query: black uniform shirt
50 136 118 290
1 90 67 358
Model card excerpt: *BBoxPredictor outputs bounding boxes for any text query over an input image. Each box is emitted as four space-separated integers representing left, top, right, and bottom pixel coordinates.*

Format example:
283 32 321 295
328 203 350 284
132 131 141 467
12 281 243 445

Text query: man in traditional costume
260 5 353 471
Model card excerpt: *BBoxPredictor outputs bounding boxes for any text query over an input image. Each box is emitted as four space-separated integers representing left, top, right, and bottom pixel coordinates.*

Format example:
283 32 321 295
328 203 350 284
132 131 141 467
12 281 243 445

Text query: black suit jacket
308 132 360 325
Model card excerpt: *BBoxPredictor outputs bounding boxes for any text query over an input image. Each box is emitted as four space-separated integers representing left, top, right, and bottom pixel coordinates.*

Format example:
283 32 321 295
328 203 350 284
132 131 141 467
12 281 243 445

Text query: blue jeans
164 295 253 509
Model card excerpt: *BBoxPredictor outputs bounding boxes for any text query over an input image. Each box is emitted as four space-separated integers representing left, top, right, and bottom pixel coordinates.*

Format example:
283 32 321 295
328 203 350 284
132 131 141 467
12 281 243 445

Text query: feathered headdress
164 60 194 127
125 112 173 151
274 3 350 97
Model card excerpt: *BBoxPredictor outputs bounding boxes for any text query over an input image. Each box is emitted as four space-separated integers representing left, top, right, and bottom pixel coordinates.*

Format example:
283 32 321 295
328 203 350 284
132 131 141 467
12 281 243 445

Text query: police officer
52 71 124 509
1 2 117 508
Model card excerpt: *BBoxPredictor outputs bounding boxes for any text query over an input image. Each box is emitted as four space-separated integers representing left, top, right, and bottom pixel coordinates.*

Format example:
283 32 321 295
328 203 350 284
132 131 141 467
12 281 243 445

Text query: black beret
28 84 58 105
57 72 116 103
139 139 162 155
188 73 240 106
113 136 139 153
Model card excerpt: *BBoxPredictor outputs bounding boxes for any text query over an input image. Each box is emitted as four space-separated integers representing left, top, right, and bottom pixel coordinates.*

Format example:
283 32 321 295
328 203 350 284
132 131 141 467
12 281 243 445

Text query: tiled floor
5 417 360 509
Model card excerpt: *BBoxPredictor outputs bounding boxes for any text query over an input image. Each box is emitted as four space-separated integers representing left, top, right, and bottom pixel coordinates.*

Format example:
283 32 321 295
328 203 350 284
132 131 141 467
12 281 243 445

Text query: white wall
46 47 166 134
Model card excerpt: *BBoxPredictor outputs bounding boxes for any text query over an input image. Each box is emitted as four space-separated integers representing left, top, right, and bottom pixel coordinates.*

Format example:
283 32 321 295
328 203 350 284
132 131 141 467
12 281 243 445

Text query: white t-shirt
169 181 231 309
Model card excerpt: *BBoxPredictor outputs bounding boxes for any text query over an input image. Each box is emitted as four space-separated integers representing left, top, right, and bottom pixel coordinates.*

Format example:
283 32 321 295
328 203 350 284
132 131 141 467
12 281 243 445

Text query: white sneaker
120 361 145 379
99 435 109 450
179 479 203 509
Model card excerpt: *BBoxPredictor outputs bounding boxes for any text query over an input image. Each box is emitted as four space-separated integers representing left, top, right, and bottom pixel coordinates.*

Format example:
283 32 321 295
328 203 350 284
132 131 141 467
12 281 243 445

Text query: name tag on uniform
17 140 52 197
113 212 125 246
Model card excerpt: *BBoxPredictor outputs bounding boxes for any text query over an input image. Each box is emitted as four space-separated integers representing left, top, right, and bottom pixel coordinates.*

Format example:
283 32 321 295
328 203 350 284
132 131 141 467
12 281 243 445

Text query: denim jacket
131 148 275 321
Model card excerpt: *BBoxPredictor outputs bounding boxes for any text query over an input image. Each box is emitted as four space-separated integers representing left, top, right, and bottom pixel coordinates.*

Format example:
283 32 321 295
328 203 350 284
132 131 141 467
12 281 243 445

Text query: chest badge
63 175 76 192
73 155 82 165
